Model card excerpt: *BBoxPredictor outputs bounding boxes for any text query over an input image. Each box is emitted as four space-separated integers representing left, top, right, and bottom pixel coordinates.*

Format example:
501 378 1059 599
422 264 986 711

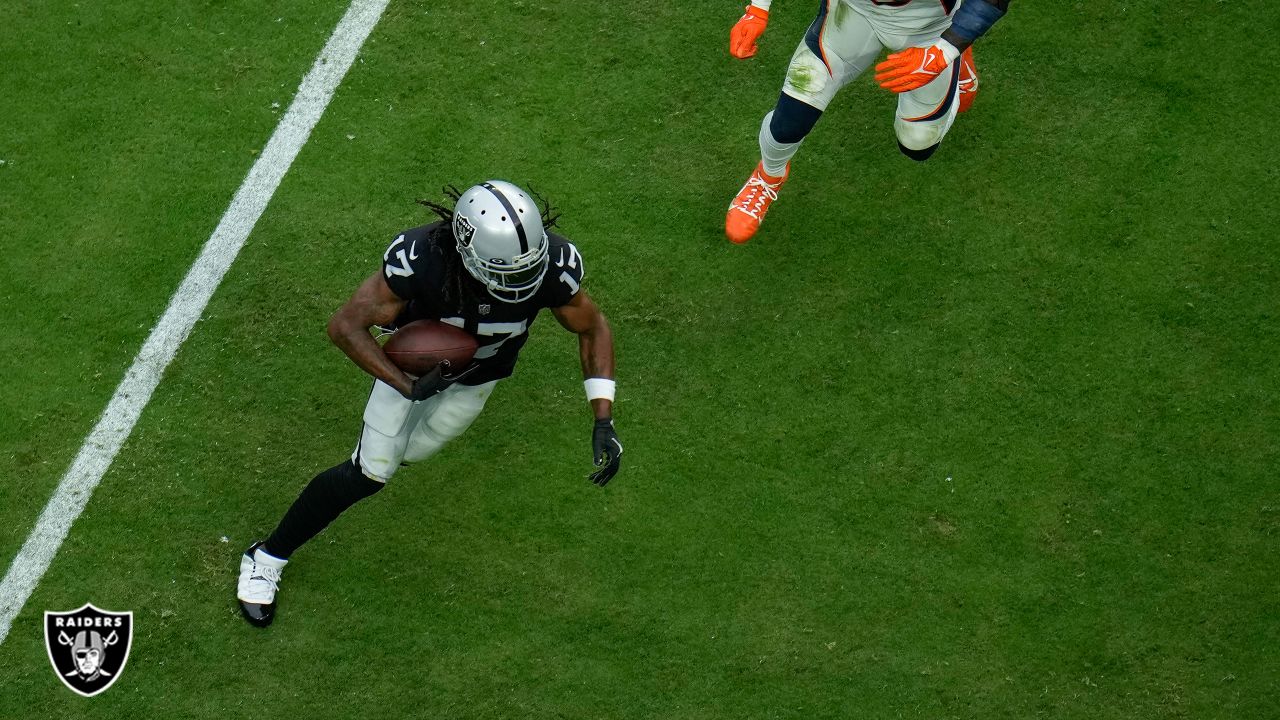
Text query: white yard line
0 0 390 645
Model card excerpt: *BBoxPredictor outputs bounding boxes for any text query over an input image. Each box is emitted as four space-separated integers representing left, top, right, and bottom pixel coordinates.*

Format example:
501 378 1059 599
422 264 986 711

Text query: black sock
262 460 384 559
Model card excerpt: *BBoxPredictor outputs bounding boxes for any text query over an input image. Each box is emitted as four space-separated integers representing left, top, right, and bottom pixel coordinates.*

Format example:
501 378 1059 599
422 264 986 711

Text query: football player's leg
893 49 962 161
257 379 422 563
759 94 822 180
238 382 416 626
239 457 386 626
259 460 386 560
728 2 880 243
765 3 883 163
402 381 497 463
265 379 428 558
762 2 888 173
351 378 432 482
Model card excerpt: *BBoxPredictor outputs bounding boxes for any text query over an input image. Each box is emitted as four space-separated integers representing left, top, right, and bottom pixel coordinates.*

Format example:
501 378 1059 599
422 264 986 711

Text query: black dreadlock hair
414 184 561 306
414 184 465 225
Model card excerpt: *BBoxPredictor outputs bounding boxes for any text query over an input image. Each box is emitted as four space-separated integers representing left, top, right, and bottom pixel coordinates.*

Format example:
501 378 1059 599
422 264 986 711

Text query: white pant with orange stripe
781 0 962 151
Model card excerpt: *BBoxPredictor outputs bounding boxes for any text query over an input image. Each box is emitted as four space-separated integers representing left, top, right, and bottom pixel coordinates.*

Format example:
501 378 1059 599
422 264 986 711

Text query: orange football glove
729 5 769 59
874 40 961 93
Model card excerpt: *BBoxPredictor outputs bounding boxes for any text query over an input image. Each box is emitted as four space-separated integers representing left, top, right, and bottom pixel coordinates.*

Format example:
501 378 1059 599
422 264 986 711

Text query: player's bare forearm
580 324 615 419
941 0 1010 52
552 291 616 420
578 316 615 379
327 271 412 396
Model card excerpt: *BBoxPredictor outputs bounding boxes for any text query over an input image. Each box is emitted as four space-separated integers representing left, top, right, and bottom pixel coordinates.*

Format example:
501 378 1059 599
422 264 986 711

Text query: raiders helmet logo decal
454 215 477 248
45 604 133 697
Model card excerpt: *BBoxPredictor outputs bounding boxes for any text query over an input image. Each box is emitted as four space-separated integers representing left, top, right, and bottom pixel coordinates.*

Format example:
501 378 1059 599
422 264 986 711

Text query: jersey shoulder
381 222 451 301
540 233 585 307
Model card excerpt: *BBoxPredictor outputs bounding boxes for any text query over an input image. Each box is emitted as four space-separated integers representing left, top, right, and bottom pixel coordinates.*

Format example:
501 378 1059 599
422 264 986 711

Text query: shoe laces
735 174 781 219
244 562 282 602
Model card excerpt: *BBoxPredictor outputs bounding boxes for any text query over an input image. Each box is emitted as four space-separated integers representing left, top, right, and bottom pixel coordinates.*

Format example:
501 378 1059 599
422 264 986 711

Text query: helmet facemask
458 239 549 303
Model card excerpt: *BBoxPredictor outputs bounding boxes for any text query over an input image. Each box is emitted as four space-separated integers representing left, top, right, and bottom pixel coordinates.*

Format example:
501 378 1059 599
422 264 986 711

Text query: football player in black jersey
236 180 622 627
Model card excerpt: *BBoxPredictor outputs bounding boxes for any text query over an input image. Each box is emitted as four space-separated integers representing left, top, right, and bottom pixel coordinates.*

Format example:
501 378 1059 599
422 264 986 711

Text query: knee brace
769 93 824 144
895 117 945 161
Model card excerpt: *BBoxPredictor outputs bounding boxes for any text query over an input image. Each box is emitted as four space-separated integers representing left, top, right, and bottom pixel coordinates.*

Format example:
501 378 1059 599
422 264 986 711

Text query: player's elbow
326 309 356 347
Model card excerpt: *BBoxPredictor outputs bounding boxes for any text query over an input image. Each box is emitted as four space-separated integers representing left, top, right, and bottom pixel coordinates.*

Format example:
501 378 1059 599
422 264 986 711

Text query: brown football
381 320 478 375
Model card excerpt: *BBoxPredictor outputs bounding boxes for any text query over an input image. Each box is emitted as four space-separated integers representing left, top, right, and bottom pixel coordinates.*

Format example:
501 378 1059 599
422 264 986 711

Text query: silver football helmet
452 180 549 303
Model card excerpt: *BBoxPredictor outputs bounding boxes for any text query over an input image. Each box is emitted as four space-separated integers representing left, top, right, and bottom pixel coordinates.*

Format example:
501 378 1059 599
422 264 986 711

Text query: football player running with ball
236 180 623 627
725 0 1012 244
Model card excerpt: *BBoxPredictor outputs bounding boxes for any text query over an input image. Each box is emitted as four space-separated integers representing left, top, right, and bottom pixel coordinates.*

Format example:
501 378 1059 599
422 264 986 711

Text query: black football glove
589 418 623 487
407 360 480 401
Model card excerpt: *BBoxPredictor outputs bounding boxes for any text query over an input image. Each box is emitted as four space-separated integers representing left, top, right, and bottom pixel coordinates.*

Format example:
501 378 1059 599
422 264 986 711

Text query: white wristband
750 0 772 11
584 377 616 402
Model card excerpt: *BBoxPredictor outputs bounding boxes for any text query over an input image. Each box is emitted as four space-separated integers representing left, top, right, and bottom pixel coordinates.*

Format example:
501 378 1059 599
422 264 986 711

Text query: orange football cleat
957 47 979 113
725 162 788 244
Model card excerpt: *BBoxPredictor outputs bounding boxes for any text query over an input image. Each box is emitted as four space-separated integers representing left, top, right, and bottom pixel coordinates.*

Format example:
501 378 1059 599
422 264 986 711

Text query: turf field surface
1 1 1276 718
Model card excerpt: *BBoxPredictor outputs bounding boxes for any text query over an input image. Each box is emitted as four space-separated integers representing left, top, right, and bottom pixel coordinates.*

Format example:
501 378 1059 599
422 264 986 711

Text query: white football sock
253 546 288 568
758 111 801 179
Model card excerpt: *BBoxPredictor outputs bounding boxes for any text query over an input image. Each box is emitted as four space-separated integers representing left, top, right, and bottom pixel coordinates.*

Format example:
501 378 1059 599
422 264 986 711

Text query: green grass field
1 1 1277 717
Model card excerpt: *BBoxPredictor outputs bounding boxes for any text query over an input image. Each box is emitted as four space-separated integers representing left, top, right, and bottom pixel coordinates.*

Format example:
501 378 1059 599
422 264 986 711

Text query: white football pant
782 0 962 151
352 379 497 482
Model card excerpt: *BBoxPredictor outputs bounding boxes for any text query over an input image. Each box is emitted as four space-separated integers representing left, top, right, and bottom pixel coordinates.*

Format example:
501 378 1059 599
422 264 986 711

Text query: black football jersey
381 221 585 385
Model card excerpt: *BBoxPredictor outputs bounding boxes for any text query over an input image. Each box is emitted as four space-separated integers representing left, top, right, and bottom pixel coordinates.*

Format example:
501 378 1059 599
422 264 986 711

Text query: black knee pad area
770 93 823 144
898 141 939 162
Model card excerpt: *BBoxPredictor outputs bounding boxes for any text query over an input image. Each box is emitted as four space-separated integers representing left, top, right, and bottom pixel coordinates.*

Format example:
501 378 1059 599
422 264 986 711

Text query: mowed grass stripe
0 0 390 645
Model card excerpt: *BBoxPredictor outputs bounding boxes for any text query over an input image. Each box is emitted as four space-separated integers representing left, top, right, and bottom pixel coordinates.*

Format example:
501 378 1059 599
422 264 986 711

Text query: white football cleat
237 541 287 627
